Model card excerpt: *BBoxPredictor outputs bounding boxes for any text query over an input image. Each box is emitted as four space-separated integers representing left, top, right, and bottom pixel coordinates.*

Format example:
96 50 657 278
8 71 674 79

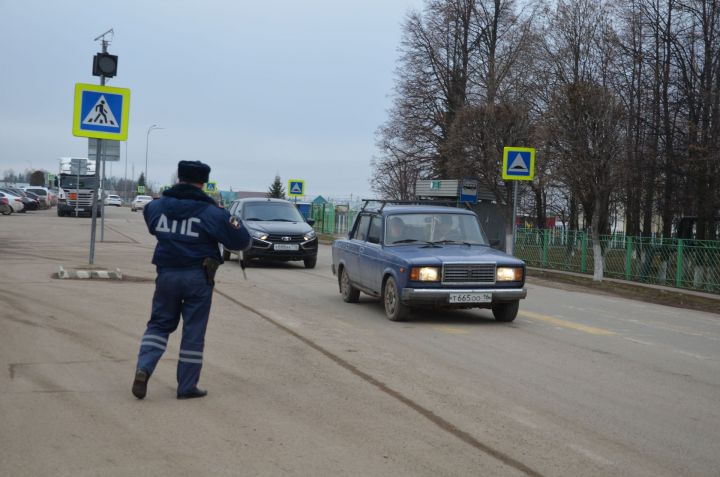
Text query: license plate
449 292 492 304
274 243 299 251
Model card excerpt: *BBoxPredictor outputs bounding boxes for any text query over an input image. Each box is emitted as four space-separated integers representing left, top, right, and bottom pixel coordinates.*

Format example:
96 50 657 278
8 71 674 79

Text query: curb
58 266 123 280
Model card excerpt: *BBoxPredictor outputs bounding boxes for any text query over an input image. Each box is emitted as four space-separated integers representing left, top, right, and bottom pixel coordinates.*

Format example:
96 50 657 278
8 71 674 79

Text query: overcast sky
0 0 425 199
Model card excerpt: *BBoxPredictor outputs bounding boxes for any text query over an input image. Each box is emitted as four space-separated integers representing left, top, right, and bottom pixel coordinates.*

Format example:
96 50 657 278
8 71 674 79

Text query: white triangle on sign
290 183 302 194
82 95 119 127
509 153 528 172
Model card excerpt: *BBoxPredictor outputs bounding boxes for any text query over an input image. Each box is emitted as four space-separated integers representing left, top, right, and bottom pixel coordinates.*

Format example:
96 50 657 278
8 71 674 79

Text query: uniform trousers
136 267 213 394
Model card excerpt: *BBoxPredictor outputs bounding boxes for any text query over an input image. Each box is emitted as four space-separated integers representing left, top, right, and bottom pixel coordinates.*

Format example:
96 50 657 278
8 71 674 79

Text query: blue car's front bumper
401 287 526 304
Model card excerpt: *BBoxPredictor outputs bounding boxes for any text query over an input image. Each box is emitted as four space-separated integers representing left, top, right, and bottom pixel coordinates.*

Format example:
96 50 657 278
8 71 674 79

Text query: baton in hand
239 252 247 280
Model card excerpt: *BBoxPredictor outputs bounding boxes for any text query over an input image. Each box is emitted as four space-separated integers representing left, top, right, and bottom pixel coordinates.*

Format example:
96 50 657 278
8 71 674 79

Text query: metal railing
514 229 720 294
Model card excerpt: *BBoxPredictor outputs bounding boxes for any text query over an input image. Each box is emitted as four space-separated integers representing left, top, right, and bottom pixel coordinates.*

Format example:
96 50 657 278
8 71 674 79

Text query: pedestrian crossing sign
288 179 304 197
204 181 217 193
502 147 535 181
73 83 130 140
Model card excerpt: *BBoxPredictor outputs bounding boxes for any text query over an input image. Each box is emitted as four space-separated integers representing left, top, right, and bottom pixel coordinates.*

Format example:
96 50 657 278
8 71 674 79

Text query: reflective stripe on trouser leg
177 270 213 394
136 272 182 375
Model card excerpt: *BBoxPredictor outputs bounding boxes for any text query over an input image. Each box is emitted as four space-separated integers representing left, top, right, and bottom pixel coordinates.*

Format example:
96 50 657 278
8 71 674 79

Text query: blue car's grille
442 263 496 284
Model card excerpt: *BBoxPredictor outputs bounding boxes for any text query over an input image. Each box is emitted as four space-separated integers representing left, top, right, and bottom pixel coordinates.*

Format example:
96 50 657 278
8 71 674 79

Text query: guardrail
514 229 720 294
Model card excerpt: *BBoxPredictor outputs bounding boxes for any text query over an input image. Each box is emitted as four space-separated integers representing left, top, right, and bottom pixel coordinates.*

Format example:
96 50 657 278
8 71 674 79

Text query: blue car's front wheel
383 276 409 322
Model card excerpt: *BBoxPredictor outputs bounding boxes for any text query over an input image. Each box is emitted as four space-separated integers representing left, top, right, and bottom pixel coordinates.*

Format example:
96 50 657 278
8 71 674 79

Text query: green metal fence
310 203 357 236
515 229 720 294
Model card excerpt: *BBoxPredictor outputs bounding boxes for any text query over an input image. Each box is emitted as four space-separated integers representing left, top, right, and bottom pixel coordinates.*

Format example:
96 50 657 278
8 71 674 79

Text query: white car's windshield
385 213 488 245
135 196 152 201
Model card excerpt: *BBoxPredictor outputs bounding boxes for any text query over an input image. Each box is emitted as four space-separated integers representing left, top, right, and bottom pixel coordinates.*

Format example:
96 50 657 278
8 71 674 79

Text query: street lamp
144 124 163 191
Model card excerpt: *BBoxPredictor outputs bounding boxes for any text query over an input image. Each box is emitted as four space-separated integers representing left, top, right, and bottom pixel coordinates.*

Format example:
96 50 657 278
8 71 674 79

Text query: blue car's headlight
496 267 523 281
410 266 440 282
304 230 317 241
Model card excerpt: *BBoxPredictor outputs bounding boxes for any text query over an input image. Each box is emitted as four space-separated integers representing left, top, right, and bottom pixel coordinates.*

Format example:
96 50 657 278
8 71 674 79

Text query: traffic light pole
88 37 109 265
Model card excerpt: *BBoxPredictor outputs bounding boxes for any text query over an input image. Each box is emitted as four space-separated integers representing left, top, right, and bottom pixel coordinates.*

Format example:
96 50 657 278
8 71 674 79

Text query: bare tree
546 81 626 280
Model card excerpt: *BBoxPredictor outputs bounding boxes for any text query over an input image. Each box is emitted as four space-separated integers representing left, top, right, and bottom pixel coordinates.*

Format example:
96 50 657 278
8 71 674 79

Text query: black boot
132 368 150 399
177 387 208 400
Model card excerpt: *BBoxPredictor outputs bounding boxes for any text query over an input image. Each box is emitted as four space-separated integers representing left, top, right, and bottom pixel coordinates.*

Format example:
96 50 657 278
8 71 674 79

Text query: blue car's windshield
385 213 488 245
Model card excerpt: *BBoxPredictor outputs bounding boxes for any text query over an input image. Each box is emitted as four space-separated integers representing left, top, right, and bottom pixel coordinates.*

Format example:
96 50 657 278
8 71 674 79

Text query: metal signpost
72 29 130 265
502 146 536 255
89 139 120 241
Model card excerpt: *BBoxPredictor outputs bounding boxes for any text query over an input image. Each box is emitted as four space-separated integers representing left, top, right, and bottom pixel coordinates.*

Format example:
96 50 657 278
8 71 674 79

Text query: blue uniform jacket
143 183 251 269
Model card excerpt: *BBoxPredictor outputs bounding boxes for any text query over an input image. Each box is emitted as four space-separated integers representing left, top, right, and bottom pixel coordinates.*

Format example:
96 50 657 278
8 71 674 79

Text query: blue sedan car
331 202 527 322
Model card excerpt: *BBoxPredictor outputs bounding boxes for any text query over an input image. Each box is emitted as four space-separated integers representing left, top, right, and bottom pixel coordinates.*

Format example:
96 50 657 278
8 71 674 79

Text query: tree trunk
591 224 604 282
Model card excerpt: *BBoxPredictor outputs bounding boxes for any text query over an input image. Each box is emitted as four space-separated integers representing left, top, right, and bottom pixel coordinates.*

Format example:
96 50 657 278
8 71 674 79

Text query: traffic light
93 53 118 77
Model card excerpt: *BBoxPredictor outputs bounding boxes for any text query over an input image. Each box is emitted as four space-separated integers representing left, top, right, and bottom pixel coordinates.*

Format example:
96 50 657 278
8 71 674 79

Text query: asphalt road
1 207 719 477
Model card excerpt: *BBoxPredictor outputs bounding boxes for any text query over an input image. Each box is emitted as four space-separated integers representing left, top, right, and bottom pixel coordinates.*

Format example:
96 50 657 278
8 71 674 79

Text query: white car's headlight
249 230 269 240
304 230 317 241
410 266 440 282
496 267 523 281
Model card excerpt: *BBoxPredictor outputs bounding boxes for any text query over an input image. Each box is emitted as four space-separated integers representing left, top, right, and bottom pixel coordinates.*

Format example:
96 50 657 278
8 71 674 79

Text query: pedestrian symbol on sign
82 95 118 126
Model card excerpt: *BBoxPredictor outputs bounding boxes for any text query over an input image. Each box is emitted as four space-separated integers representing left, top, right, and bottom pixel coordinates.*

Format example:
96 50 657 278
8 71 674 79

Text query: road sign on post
88 138 120 161
137 185 145 194
288 179 304 197
204 181 217 193
502 146 536 256
69 158 88 175
73 83 131 140
460 179 478 204
502 147 535 181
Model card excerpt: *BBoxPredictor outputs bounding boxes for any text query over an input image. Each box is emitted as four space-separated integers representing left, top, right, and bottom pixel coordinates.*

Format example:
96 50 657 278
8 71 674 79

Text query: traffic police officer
132 160 251 400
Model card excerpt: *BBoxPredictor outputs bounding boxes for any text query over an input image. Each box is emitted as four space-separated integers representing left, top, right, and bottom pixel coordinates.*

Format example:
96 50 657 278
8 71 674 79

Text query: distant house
312 195 328 206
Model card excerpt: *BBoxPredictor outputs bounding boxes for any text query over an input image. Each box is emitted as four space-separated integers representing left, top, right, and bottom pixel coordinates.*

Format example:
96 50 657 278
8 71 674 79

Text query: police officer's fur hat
177 160 211 184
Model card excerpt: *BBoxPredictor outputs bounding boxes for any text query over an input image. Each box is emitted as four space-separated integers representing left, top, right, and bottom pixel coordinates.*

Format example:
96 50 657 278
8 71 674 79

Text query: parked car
104 194 123 207
331 201 527 322
23 187 52 209
0 187 36 212
0 195 13 215
131 195 153 211
24 190 49 209
225 198 318 268
0 190 25 213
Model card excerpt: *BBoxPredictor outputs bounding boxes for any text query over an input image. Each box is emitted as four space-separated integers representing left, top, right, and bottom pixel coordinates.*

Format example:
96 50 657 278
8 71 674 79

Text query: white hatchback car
131 195 153 212
104 194 123 207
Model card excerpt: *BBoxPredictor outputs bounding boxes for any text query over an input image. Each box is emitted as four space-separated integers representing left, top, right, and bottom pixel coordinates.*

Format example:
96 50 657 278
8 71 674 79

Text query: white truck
56 157 102 217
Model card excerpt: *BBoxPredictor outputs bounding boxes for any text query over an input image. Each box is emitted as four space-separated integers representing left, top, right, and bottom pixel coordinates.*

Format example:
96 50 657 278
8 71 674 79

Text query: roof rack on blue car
360 199 471 213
